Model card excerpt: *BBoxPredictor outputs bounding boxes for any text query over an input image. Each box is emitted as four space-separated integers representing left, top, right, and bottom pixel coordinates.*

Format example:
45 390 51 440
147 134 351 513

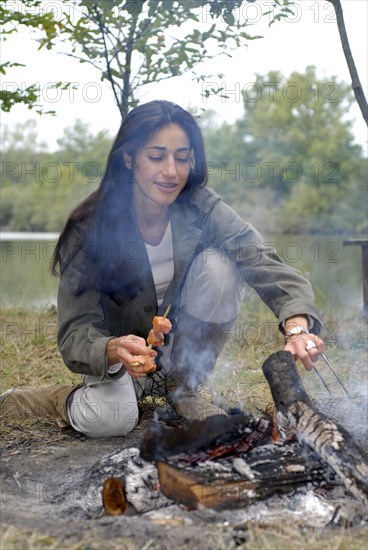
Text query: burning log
141 411 337 510
94 352 367 515
262 351 368 506
156 443 332 510
139 353 367 511
141 413 273 462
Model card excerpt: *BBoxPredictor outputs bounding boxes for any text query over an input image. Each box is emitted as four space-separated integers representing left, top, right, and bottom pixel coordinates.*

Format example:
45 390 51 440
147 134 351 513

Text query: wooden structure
343 239 368 319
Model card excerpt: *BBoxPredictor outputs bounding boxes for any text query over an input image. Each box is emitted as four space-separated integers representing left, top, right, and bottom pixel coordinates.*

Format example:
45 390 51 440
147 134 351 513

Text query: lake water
0 233 364 312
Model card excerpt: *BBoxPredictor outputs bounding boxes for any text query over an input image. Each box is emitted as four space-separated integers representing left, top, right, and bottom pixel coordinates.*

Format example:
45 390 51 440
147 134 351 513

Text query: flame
272 409 278 442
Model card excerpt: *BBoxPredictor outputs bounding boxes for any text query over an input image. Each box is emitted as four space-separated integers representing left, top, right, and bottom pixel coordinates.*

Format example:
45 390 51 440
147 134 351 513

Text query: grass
1 301 367 439
0 306 80 390
1 300 366 406
243 525 368 550
1 523 367 550
211 298 368 414
0 303 367 549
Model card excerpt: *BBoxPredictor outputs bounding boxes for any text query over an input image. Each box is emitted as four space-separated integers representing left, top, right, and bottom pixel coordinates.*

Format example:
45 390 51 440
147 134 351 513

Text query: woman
1 100 324 437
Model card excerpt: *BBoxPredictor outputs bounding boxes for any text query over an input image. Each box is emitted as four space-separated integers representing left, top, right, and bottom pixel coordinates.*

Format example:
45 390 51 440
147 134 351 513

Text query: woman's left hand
284 332 325 371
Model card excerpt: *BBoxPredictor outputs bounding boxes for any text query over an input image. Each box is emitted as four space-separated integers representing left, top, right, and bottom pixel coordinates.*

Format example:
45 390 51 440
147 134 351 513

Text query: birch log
262 351 368 506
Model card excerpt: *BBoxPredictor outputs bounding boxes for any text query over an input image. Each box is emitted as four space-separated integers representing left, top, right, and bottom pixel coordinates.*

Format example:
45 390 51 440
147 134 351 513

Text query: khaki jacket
57 187 322 380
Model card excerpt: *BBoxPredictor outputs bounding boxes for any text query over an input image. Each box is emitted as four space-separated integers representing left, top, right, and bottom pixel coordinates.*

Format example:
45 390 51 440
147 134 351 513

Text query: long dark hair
51 100 208 298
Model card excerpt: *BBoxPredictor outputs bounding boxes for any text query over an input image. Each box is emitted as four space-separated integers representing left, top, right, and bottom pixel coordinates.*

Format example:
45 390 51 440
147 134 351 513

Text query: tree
203 66 366 234
3 1 366 126
0 1 61 113
56 0 251 118
56 119 111 163
0 0 292 117
0 119 112 231
326 0 368 125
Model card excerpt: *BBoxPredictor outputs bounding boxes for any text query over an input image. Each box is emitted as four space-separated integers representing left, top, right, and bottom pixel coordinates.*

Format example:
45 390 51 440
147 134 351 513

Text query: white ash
194 460 235 474
168 488 335 529
53 440 367 528
232 458 256 480
124 457 170 513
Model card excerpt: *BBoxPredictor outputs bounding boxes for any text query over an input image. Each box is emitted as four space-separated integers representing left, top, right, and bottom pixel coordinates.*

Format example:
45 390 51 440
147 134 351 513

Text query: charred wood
262 351 368 506
157 442 335 510
141 382 344 510
141 412 273 462
141 408 341 510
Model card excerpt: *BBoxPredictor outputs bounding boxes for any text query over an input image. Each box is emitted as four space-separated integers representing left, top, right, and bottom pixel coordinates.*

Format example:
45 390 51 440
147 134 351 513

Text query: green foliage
0 0 63 113
3 65 364 236
57 0 270 117
0 119 111 231
1 0 293 117
203 66 367 235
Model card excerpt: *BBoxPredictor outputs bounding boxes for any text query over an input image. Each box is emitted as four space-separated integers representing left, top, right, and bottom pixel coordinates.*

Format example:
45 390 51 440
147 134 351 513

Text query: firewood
136 352 367 511
262 351 368 506
141 413 272 462
102 477 127 515
157 442 333 509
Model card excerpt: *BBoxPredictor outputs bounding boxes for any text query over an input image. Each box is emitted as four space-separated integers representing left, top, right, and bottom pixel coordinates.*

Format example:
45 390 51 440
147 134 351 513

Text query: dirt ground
1 306 367 549
1 413 368 550
1 418 254 549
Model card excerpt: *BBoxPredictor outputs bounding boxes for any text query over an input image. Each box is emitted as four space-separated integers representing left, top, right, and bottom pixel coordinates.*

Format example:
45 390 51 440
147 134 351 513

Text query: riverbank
1 233 365 311
1 306 367 549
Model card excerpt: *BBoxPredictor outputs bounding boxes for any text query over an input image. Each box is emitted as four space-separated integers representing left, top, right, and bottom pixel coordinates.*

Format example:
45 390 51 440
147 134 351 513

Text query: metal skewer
131 304 172 368
305 339 350 398
312 364 333 395
320 353 351 398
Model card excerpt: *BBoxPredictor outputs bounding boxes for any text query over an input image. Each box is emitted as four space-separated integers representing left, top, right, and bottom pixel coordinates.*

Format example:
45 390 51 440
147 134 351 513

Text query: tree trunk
327 0 368 125
120 15 140 119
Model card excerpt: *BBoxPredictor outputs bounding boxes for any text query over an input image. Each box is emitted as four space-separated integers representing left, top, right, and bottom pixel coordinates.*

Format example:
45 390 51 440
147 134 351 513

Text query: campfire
50 351 367 531
96 351 367 526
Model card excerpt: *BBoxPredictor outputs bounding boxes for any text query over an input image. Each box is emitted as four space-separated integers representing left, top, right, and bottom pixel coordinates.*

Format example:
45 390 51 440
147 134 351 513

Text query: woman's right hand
106 335 157 378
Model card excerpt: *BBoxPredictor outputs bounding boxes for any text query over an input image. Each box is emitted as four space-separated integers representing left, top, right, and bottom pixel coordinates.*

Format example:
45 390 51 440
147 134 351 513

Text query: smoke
313 380 368 450
294 351 367 448
171 343 218 394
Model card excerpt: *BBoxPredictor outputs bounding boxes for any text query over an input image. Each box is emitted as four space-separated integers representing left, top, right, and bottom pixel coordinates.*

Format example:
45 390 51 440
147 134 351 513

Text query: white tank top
145 222 174 306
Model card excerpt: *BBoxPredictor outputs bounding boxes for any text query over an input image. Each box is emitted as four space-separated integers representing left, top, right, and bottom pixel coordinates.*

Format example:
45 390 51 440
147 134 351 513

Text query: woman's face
127 123 191 209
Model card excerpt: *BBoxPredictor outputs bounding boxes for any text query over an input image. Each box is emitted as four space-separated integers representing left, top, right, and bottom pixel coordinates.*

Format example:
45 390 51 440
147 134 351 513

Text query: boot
169 389 227 421
0 385 80 427
168 310 231 420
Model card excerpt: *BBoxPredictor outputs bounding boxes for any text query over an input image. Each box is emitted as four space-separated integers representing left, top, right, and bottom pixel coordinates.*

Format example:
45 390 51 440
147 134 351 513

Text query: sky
1 0 367 151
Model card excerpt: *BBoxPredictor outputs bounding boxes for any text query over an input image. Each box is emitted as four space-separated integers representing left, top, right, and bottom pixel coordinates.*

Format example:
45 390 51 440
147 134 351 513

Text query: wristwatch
285 326 309 341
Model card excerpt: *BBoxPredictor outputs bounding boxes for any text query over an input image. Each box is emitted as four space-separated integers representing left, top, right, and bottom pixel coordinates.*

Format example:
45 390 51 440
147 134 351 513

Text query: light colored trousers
67 248 244 437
